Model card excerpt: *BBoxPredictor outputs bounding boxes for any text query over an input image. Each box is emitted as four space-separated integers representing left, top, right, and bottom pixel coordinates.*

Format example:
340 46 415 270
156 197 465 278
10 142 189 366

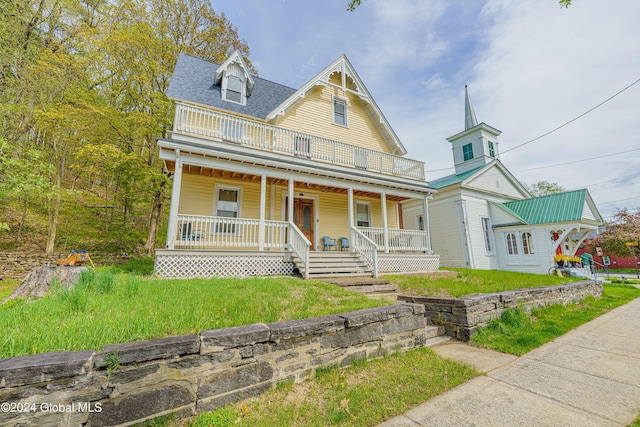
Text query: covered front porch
156 147 438 278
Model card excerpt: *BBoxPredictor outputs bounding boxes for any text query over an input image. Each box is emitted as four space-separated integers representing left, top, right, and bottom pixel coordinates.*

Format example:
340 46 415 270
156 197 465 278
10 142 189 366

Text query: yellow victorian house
155 51 439 279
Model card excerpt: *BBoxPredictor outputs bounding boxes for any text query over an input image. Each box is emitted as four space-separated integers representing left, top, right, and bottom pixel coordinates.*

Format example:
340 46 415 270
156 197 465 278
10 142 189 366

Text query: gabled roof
495 189 603 225
167 53 296 120
428 165 486 189
265 54 407 155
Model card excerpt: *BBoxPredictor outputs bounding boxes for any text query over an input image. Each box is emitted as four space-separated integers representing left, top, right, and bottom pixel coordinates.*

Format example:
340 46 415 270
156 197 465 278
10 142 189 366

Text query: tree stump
1 266 87 304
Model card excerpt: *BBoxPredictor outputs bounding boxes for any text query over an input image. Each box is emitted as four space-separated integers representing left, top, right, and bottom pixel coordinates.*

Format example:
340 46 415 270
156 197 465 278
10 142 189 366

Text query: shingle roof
499 189 588 224
428 166 486 189
166 53 296 120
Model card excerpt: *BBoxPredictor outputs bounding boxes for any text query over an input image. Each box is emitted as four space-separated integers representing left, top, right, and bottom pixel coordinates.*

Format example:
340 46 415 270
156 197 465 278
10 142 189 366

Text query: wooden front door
286 197 315 246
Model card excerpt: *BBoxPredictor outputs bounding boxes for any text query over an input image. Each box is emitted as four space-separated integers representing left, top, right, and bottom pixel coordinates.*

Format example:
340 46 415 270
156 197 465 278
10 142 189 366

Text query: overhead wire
500 76 640 154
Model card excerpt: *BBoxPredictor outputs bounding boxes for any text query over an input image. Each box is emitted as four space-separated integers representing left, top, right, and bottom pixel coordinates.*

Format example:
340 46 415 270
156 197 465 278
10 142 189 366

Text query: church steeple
446 86 502 175
464 85 478 130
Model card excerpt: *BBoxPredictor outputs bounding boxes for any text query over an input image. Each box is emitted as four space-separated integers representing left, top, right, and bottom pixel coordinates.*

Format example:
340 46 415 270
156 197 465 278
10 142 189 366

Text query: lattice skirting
155 251 294 278
377 254 440 273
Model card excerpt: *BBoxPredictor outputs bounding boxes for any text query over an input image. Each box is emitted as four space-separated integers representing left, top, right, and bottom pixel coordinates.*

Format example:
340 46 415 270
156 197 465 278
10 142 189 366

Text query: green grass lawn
0 269 389 358
385 267 579 298
186 347 478 427
0 279 20 301
472 284 640 355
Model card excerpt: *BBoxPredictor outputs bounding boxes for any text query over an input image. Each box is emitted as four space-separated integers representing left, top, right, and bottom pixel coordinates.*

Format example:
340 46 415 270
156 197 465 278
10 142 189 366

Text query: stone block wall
0 303 440 426
0 252 131 280
399 280 603 341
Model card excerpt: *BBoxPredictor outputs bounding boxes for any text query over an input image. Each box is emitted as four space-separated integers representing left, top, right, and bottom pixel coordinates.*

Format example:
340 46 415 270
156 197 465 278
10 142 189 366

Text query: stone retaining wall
0 252 131 280
0 303 439 426
399 280 603 341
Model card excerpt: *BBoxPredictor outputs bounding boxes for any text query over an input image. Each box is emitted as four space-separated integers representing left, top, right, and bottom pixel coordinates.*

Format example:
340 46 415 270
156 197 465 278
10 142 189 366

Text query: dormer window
463 143 474 161
223 75 244 104
214 50 255 107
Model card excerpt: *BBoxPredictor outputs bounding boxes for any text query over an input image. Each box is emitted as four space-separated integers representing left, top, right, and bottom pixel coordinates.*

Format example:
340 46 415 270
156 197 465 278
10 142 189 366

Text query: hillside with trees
0 0 253 255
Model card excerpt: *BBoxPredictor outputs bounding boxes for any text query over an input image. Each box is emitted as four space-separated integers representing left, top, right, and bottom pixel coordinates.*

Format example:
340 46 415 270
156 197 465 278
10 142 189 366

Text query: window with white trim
522 232 535 255
222 75 246 105
356 202 371 227
488 141 495 157
333 97 347 126
417 215 425 231
214 186 242 234
506 233 518 255
462 143 474 161
481 217 493 253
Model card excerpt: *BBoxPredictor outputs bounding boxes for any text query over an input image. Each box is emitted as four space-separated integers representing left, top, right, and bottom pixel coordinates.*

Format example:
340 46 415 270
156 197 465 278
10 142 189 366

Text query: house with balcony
154 51 439 279
403 86 603 276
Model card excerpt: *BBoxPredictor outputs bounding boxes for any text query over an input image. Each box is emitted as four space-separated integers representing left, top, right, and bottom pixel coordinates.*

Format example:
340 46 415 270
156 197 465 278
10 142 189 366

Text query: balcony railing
358 227 429 252
174 102 425 181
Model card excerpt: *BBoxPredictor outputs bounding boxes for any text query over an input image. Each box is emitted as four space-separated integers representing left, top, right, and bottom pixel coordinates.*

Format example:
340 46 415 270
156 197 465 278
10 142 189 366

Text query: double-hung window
462 143 474 161
506 233 518 255
223 75 244 104
356 202 371 227
333 98 347 126
481 217 493 253
214 187 241 234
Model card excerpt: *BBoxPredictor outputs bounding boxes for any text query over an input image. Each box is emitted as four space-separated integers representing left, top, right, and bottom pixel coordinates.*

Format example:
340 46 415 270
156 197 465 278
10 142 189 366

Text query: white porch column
422 195 432 252
166 150 183 249
288 179 294 244
258 174 267 251
347 187 354 228
381 192 389 253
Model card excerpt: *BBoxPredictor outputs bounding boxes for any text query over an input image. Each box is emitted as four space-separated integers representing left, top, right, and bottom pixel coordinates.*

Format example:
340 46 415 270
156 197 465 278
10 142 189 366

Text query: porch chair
322 236 338 251
339 237 350 251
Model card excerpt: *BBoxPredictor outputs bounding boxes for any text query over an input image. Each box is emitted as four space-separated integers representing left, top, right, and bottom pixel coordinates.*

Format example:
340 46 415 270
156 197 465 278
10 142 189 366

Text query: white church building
404 87 603 275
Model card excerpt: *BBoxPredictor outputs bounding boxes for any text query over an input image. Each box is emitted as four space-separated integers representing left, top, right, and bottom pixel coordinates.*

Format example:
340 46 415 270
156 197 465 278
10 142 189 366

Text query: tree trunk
144 179 166 256
46 176 62 254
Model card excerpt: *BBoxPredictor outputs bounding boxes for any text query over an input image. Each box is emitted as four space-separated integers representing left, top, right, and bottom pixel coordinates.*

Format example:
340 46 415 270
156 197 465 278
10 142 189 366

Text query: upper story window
333 97 347 126
223 75 244 104
463 143 474 161
488 141 495 157
214 51 254 106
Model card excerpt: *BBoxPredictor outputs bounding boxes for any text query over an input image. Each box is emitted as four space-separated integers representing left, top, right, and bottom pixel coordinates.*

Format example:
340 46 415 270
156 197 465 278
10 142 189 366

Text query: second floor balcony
172 102 426 181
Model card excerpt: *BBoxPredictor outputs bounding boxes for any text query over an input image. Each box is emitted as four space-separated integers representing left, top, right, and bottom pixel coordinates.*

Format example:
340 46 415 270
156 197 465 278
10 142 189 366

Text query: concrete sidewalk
379 297 640 427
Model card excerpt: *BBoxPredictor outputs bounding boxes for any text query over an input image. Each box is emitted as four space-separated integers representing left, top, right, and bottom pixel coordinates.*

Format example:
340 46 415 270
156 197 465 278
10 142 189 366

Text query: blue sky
213 0 640 220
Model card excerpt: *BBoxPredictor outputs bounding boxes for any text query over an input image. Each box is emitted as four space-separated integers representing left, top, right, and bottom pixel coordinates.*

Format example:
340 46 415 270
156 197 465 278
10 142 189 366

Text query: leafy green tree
525 181 566 197
592 209 640 258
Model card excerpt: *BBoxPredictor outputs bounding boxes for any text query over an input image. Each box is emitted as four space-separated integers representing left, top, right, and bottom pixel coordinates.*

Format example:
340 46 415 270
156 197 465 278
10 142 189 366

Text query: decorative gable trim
266 54 407 155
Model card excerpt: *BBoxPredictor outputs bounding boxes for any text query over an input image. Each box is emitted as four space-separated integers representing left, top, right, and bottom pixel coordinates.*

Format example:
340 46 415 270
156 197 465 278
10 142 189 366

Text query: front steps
294 251 373 279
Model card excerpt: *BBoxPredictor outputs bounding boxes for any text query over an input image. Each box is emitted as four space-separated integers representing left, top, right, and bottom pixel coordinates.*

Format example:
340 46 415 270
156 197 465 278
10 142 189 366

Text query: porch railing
358 227 429 252
351 226 378 277
176 214 287 249
174 102 425 181
288 221 311 279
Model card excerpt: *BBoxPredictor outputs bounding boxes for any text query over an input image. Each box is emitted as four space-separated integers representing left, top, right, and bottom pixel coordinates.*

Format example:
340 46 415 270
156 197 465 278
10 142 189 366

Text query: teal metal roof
428 166 486 189
500 189 588 224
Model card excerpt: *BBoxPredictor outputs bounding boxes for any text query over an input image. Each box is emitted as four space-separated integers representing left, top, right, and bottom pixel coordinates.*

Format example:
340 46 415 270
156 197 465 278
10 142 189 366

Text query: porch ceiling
164 160 408 201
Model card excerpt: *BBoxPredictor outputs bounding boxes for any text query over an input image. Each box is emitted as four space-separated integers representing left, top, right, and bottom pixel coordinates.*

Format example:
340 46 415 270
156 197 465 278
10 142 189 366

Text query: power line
501 76 640 155
513 148 640 173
